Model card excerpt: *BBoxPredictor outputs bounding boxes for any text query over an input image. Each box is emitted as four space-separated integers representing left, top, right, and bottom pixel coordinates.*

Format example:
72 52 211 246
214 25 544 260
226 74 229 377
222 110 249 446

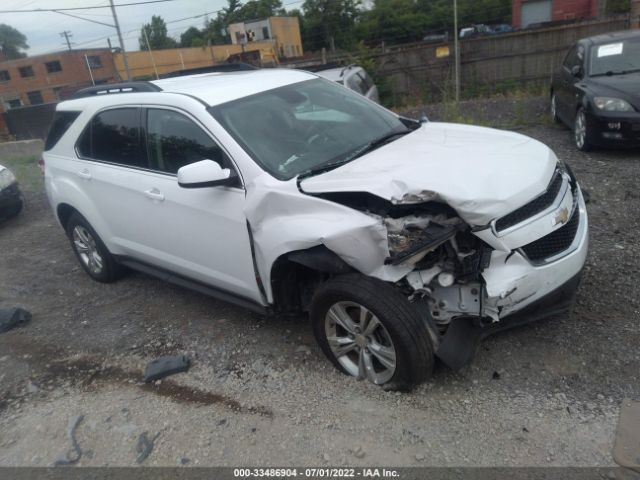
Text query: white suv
43 69 588 390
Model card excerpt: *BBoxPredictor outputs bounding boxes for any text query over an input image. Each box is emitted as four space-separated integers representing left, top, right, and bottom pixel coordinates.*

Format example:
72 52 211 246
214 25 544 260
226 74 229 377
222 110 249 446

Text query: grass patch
2 155 43 192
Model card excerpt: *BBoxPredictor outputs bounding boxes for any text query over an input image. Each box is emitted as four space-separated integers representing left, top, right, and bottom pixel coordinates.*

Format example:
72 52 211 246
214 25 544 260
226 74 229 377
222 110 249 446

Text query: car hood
588 72 640 108
299 122 558 226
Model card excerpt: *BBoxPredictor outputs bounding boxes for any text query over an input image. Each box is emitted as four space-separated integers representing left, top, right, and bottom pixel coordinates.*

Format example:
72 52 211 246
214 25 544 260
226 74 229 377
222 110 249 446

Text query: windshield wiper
299 130 411 178
593 68 640 76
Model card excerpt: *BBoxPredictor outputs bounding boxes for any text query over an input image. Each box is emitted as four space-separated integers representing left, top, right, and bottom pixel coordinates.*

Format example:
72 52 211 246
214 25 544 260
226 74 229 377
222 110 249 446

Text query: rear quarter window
44 111 81 151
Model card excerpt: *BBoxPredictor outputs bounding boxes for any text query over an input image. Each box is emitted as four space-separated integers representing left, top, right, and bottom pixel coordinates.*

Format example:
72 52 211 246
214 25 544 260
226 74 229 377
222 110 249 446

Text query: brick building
512 0 599 28
0 48 120 140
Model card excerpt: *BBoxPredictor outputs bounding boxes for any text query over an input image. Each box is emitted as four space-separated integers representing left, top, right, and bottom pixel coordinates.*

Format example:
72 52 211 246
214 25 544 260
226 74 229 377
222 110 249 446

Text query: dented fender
244 176 412 302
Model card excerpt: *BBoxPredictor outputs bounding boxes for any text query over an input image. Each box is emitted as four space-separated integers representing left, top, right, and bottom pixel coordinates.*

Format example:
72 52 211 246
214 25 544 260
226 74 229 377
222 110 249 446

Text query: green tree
180 26 204 47
357 0 430 45
0 24 29 59
139 15 178 50
301 0 361 51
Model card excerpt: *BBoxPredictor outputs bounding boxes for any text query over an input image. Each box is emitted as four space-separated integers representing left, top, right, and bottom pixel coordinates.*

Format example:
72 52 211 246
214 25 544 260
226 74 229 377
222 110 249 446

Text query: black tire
66 212 124 283
574 107 593 152
310 273 434 390
550 93 561 124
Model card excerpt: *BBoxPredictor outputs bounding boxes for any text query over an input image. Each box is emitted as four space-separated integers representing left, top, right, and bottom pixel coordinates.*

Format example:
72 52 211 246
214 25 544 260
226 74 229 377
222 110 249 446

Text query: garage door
521 0 552 27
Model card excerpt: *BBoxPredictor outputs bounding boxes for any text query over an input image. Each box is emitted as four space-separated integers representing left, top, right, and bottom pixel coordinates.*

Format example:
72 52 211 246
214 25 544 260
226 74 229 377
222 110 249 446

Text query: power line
0 0 176 14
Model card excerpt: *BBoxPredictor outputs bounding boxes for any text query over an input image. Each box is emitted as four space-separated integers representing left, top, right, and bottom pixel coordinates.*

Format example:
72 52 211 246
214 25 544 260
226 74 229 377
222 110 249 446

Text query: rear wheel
574 107 593 152
66 212 124 283
310 274 434 390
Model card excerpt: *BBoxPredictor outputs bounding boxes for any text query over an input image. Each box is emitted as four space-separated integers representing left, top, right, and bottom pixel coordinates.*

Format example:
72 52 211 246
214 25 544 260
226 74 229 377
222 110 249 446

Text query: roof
151 68 316 106
582 29 640 46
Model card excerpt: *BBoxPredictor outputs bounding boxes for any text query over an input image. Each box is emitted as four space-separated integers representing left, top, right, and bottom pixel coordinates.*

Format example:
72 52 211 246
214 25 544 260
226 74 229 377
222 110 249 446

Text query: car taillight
38 158 45 175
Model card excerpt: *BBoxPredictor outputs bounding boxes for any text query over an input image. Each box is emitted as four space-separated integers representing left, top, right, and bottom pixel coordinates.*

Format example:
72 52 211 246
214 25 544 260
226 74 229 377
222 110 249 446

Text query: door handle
76 169 92 180
144 188 165 202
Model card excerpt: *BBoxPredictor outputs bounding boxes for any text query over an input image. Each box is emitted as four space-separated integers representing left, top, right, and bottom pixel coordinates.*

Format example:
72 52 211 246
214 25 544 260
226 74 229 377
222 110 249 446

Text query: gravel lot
0 96 638 467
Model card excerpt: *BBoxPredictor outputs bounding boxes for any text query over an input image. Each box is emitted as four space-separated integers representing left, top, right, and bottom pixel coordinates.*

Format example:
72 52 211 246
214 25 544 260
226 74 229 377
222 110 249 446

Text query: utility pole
142 27 160 80
453 0 460 102
60 30 73 50
109 0 131 81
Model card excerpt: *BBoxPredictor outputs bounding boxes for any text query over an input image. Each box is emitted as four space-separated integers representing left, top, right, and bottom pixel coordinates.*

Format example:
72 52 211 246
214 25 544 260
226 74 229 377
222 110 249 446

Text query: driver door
132 107 260 303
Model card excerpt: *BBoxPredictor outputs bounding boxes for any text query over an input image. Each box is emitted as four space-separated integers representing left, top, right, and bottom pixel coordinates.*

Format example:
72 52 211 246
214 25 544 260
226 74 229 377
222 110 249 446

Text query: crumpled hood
299 122 558 226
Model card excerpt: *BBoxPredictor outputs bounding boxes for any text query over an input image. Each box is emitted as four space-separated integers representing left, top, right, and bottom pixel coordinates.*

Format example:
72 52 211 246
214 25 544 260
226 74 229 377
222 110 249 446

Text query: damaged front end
299 167 587 370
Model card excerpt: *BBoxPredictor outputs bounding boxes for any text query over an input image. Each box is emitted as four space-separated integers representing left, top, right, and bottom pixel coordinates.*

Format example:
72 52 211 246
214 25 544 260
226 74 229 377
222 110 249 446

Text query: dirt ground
0 96 638 467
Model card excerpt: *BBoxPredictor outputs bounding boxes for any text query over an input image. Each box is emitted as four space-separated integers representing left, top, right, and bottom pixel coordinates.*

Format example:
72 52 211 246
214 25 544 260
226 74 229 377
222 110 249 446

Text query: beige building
227 16 303 58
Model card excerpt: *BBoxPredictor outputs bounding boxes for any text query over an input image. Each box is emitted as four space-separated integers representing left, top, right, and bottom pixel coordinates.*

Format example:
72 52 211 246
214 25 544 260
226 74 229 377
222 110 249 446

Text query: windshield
589 37 640 76
209 78 408 180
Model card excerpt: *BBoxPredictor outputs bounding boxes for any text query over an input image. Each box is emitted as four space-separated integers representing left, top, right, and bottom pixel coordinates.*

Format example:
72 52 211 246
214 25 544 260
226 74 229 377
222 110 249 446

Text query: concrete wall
0 139 44 161
113 43 277 79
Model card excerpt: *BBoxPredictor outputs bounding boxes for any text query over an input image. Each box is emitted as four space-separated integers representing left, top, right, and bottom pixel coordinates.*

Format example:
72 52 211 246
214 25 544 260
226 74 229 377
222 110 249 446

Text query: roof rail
72 81 162 99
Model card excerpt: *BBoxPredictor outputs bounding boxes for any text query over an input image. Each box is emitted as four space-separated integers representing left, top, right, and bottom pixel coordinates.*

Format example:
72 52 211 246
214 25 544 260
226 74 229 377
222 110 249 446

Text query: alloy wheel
324 301 396 384
574 110 587 149
72 225 104 275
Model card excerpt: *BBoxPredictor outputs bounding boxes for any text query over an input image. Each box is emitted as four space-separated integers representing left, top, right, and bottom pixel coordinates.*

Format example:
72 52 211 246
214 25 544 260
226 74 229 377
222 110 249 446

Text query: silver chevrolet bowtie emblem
553 207 570 226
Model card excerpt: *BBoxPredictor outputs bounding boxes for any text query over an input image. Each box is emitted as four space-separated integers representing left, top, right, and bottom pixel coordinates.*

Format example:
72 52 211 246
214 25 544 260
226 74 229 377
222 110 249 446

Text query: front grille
496 171 563 231
520 206 580 262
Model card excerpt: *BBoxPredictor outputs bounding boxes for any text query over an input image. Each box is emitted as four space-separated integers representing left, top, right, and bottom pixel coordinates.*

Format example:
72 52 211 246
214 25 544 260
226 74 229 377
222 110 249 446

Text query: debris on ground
143 355 190 383
0 307 31 333
54 415 84 466
613 399 640 472
136 431 161 464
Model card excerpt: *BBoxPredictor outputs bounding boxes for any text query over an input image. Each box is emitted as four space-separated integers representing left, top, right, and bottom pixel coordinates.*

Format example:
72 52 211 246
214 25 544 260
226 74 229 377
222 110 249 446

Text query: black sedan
0 165 23 221
550 30 640 151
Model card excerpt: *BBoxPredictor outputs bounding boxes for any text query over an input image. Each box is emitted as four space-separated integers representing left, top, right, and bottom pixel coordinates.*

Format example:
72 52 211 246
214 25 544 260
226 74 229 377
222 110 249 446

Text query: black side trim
116 257 269 315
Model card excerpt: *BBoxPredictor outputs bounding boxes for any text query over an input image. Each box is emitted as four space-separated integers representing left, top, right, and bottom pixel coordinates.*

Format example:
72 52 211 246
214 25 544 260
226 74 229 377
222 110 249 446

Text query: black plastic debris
136 431 161 464
0 307 31 333
143 355 190 383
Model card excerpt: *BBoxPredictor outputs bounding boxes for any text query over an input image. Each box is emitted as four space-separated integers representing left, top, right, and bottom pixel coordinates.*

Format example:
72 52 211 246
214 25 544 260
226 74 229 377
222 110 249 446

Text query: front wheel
550 93 561 124
310 274 434 390
574 107 593 152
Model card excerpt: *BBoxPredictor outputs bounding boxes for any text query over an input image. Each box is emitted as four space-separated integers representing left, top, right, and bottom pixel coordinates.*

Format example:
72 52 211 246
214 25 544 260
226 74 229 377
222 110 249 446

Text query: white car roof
151 68 316 106
61 69 318 110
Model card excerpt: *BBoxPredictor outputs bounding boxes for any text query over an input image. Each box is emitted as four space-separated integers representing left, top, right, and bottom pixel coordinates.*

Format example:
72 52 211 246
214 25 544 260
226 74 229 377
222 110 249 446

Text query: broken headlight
385 215 461 266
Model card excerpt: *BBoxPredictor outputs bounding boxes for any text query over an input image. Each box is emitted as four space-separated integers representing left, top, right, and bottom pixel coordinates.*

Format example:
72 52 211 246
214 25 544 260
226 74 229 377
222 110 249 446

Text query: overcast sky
1 0 306 56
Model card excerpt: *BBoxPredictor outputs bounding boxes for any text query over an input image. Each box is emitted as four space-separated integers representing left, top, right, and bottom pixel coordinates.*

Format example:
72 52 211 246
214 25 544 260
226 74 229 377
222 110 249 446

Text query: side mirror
571 65 583 78
177 160 237 189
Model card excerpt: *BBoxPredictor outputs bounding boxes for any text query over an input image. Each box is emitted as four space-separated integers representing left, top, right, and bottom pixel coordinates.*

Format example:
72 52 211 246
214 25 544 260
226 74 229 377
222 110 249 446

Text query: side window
563 46 577 69
76 108 144 168
146 109 227 174
576 45 585 67
346 73 366 94
358 71 374 92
